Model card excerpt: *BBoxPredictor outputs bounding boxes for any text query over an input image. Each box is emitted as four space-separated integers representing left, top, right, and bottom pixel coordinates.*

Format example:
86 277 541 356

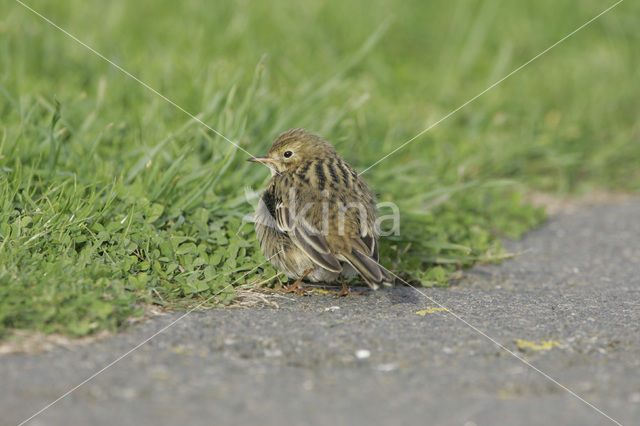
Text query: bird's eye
283 151 293 158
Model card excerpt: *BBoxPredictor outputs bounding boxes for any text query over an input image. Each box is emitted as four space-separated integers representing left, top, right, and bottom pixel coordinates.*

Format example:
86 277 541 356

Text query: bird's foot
280 280 305 296
335 280 363 298
279 269 312 296
336 273 364 297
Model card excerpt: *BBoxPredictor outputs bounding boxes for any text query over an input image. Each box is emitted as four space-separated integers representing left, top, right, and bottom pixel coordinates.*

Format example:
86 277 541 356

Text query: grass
1 0 638 338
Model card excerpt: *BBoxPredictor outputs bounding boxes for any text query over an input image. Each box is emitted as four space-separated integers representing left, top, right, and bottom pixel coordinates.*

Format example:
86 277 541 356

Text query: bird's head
248 128 336 175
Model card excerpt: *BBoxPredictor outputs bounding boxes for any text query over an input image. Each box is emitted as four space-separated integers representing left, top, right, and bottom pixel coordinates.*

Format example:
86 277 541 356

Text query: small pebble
355 349 371 359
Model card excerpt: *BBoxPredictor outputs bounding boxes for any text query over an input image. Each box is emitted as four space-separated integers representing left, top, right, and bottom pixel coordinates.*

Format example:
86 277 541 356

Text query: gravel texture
2 201 639 426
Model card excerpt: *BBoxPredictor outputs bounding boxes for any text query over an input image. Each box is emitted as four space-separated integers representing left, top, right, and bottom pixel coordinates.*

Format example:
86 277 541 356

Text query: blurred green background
1 0 638 338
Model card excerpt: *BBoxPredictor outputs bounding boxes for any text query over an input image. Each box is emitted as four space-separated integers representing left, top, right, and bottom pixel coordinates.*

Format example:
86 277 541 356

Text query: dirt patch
0 304 166 355
0 284 289 355
0 329 114 355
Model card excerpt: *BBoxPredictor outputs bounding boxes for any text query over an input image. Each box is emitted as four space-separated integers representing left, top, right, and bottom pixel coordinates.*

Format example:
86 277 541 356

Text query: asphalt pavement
2 200 639 426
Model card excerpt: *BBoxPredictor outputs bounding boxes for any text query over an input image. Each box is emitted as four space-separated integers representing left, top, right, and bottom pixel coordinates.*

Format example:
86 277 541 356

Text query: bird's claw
281 282 305 296
335 285 363 298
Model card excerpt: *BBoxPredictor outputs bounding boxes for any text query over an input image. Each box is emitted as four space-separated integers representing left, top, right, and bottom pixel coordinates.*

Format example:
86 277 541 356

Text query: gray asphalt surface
2 201 639 426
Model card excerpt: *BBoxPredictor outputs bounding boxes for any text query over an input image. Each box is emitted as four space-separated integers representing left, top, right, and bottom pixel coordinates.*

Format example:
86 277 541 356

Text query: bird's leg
282 268 312 296
336 273 363 297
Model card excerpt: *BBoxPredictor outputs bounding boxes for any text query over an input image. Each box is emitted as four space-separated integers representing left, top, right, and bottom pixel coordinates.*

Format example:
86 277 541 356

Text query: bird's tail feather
345 249 394 290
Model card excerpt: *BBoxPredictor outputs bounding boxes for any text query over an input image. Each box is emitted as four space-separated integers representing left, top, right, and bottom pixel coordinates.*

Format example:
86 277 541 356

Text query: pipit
248 128 393 296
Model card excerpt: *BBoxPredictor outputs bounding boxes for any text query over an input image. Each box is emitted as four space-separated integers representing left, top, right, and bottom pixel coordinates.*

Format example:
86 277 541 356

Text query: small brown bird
248 128 393 295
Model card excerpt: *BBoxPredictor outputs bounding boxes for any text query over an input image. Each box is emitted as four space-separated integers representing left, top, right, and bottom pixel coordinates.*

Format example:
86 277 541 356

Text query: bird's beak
247 156 274 164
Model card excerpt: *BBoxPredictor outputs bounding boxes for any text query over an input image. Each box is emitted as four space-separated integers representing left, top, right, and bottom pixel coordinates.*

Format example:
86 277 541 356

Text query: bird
248 128 393 296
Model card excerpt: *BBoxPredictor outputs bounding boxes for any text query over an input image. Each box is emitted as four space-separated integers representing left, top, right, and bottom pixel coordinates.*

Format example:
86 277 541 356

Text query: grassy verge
1 0 638 338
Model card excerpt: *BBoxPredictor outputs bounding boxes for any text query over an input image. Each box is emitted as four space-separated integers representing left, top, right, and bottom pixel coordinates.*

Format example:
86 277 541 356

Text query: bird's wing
342 235 393 289
361 231 379 261
274 202 290 232
275 201 342 273
339 214 392 289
